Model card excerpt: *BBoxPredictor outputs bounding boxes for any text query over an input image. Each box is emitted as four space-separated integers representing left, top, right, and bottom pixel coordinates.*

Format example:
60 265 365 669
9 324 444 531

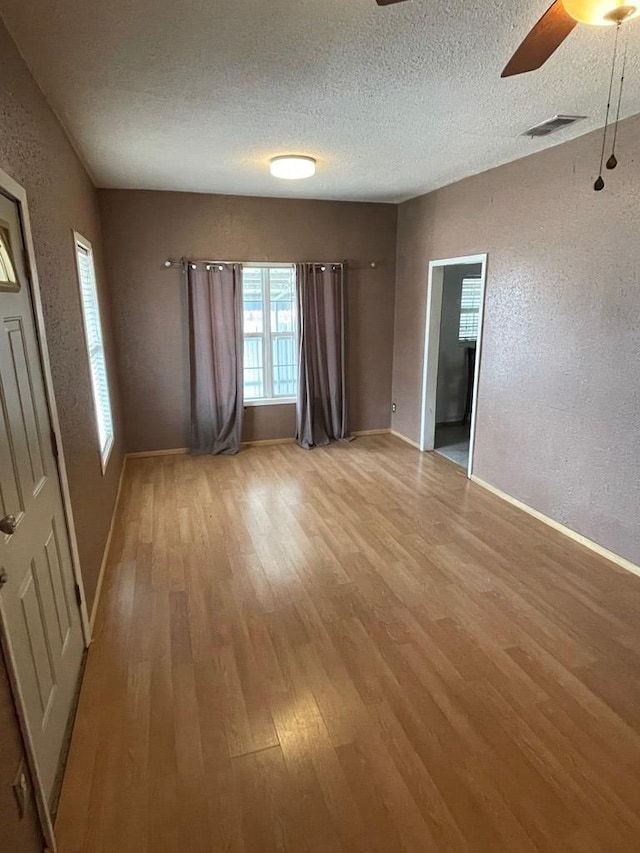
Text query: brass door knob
0 515 17 535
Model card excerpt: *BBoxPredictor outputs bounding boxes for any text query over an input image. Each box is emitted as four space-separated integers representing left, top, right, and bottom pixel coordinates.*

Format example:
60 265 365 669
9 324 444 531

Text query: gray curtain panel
296 263 352 449
188 263 243 455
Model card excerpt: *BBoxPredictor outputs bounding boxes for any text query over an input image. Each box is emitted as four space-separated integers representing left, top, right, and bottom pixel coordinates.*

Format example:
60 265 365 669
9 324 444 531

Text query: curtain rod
163 258 379 269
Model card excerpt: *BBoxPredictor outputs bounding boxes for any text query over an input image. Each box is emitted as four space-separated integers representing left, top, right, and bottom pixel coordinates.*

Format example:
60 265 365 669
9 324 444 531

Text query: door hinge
74 583 83 608
50 430 59 458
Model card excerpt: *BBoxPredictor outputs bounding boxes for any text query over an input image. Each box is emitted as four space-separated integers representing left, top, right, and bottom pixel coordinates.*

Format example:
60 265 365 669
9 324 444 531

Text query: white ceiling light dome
269 155 316 180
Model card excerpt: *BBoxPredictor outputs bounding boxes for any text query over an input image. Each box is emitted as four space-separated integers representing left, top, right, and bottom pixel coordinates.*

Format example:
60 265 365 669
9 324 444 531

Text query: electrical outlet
12 764 28 819
392 402 397 413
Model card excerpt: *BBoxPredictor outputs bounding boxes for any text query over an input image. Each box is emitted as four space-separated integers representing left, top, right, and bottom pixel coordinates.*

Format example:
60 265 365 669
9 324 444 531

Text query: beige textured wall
0 19 123 850
98 190 397 450
393 112 640 566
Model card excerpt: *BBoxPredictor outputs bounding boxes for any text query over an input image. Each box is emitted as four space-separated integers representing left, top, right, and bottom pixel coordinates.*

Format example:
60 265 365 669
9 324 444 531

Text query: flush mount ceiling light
269 155 316 180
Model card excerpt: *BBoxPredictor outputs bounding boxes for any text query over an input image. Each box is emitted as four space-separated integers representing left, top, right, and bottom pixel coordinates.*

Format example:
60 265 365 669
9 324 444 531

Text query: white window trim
242 263 297 405
244 397 296 407
73 231 114 474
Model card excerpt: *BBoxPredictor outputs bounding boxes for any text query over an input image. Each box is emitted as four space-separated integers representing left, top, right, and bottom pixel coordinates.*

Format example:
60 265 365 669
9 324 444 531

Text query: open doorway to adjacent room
419 254 487 476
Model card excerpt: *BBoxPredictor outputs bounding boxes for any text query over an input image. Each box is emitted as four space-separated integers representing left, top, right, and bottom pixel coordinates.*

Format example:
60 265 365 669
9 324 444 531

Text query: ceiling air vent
522 115 587 138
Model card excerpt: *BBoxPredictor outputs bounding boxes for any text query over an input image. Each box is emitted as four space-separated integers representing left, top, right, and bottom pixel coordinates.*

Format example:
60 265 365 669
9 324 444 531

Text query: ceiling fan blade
376 0 409 6
501 0 577 77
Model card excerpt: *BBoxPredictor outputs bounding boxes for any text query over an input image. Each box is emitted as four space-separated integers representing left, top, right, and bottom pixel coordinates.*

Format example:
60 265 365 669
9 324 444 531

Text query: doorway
419 254 487 476
0 172 88 852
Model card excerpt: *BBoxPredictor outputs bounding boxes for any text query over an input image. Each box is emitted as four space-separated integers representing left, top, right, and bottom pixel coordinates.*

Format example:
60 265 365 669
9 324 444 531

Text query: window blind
459 277 482 343
75 239 114 469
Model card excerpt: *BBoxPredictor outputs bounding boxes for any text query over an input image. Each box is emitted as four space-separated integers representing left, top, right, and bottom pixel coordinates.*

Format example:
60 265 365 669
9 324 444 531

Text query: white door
0 191 85 804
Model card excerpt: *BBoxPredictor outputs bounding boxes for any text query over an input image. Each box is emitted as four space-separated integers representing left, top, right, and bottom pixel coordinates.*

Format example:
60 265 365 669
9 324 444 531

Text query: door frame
0 166 91 853
419 253 488 478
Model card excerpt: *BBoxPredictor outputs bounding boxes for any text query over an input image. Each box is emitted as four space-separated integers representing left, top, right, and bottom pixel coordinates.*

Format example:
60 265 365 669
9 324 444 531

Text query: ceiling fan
375 0 638 75
498 0 639 189
500 0 638 77
376 0 637 190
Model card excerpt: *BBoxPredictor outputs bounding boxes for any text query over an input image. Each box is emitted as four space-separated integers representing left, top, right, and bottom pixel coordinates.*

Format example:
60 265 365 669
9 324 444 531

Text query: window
458 277 482 343
242 265 297 403
0 225 19 291
74 233 114 471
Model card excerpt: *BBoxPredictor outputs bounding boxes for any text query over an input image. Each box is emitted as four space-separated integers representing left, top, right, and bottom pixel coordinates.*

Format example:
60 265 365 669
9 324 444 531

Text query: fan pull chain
606 23 630 171
594 22 621 191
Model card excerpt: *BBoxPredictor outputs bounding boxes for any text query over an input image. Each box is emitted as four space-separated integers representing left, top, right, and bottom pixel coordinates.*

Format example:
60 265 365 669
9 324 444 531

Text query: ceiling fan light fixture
269 155 316 180
561 0 638 25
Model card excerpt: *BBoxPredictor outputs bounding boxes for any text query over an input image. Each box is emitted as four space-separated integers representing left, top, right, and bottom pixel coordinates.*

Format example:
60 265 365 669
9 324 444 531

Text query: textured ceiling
3 0 640 201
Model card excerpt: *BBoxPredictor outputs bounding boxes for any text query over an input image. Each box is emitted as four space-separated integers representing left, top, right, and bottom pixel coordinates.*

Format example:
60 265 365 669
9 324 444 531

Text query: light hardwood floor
55 435 640 852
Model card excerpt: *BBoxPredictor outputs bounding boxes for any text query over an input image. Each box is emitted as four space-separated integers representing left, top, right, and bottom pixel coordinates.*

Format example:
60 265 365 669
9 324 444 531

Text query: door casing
419 253 488 478
0 165 90 853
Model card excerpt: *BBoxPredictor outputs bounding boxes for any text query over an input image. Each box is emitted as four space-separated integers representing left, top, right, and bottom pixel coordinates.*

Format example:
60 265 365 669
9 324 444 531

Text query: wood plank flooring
55 435 640 852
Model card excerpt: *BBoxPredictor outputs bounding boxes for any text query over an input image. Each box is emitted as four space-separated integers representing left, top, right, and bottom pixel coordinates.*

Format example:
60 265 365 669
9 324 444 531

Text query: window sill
244 398 296 408
100 434 115 475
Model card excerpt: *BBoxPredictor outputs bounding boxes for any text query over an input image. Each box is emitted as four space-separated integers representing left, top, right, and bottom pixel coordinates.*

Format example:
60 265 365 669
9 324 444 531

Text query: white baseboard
89 456 127 635
126 431 393 457
126 440 296 455
126 447 188 458
390 429 421 449
471 475 640 580
242 437 295 447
